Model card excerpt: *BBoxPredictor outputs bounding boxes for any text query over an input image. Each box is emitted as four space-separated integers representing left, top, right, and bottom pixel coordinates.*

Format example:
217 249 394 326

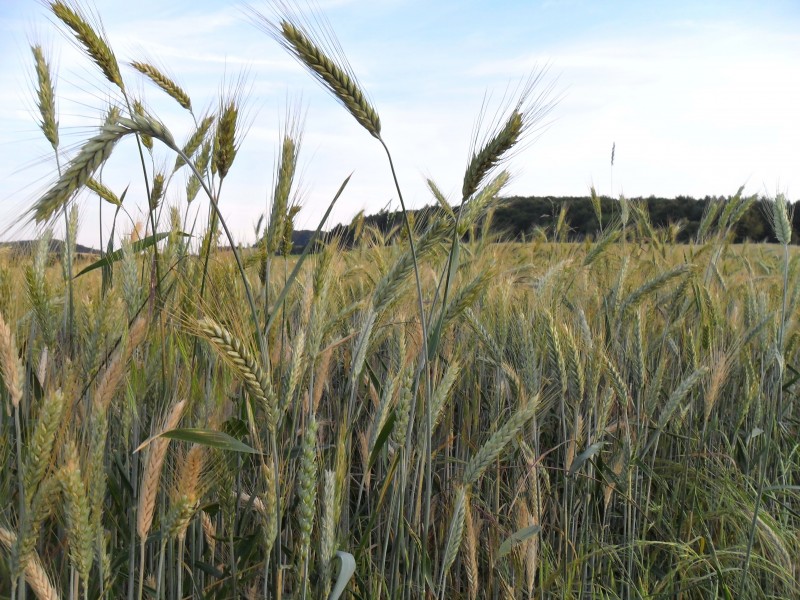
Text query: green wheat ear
247 6 381 139
279 21 381 139
462 111 522 201
32 118 127 223
213 100 239 179
50 1 123 90
31 45 59 150
130 61 192 111
462 70 557 202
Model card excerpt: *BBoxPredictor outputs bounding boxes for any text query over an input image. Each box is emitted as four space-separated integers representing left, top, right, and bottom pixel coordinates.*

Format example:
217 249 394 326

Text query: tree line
317 192 800 248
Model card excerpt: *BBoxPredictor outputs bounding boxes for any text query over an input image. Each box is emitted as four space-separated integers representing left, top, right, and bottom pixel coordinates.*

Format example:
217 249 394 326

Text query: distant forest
320 193 800 248
5 193 794 257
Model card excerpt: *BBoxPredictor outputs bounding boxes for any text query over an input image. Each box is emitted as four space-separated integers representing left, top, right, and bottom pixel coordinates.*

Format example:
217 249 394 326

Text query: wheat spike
463 111 522 201
59 443 94 584
280 20 381 139
213 100 238 179
32 45 59 149
246 4 383 140
295 416 319 583
148 172 165 211
462 400 537 487
515 501 539 598
86 178 121 206
173 115 214 172
131 100 153 150
463 500 479 600
439 485 467 598
24 390 64 496
266 133 300 255
137 399 187 541
0 526 61 600
196 317 277 429
186 140 211 202
94 315 148 412
390 367 414 451
169 444 205 541
15 477 59 582
163 495 195 541
201 510 216 559
119 113 178 150
25 232 55 347
50 1 123 89
259 462 278 555
32 118 129 222
319 469 337 598
0 311 23 408
130 61 191 111
462 70 555 201
772 193 792 246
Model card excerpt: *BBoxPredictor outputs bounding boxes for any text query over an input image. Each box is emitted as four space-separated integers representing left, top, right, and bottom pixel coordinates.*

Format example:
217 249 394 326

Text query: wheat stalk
130 61 191 111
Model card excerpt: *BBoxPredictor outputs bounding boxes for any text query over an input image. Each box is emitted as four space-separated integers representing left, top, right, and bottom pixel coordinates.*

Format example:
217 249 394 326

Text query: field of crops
2 2 800 599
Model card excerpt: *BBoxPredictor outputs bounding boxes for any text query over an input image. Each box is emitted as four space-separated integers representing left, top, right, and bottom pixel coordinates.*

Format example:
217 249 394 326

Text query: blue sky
1 0 798 247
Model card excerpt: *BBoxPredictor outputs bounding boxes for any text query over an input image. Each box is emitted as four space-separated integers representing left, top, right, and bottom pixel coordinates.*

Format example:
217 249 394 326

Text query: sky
0 0 798 248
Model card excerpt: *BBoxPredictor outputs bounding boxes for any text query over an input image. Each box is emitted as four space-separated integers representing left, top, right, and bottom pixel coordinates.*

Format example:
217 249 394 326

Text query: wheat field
1 2 799 599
